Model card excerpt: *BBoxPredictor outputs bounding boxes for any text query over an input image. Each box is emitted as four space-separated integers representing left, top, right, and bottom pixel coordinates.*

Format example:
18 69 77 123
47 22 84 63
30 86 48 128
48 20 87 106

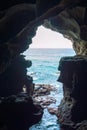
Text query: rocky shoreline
33 84 57 108
33 84 59 116
0 83 58 130
32 56 87 130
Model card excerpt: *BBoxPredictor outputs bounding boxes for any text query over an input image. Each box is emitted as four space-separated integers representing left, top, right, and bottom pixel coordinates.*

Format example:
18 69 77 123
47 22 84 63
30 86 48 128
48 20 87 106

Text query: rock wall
0 55 33 97
57 56 87 130
0 0 87 130
0 1 42 130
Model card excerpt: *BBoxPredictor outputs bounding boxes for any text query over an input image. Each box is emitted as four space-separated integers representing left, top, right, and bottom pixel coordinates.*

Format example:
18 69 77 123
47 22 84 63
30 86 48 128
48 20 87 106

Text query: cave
0 0 87 130
23 25 75 130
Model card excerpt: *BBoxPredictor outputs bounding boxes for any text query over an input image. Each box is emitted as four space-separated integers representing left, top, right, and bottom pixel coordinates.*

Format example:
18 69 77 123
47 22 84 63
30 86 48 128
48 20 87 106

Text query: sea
23 48 75 130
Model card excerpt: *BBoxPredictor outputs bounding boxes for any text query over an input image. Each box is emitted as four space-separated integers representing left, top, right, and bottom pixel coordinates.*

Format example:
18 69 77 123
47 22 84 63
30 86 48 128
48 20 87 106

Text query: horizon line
29 47 73 49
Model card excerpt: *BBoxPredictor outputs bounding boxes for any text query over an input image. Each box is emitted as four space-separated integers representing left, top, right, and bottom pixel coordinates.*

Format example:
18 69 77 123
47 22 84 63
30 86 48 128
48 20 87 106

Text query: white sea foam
24 48 75 130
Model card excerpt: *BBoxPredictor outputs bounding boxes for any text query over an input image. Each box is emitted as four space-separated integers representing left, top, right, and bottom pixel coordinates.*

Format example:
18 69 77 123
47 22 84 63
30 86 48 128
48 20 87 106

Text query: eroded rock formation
57 56 87 129
0 94 43 130
0 0 87 130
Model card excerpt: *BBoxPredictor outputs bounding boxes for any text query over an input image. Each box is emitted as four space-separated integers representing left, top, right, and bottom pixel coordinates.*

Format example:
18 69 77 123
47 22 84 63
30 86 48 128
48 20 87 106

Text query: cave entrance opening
23 25 75 129
24 25 75 86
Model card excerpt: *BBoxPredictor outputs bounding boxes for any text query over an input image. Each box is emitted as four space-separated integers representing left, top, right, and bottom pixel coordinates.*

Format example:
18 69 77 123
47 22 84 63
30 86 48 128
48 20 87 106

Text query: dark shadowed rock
57 56 87 129
0 0 87 130
0 55 33 97
0 94 43 130
36 0 61 16
0 0 36 10
0 4 36 44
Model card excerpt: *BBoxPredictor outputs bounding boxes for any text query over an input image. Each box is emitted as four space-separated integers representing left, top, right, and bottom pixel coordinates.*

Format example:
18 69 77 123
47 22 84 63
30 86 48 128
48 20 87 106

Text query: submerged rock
33 84 56 96
33 84 56 108
47 107 58 115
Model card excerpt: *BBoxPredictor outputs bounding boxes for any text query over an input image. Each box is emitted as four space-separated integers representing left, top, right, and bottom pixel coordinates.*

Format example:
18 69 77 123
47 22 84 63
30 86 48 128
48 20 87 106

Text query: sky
30 25 73 48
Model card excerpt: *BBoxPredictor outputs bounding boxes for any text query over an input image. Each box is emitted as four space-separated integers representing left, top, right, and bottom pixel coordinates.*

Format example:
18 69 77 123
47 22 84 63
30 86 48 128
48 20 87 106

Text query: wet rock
33 84 56 96
0 94 43 130
47 107 58 115
33 84 56 108
40 96 56 107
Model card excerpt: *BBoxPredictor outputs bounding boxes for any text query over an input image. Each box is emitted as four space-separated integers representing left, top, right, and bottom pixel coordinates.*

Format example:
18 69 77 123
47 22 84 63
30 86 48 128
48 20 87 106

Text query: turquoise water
23 48 75 130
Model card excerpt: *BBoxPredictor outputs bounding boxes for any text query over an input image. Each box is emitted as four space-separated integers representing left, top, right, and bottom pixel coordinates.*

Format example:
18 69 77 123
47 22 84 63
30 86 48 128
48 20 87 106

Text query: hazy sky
30 26 72 48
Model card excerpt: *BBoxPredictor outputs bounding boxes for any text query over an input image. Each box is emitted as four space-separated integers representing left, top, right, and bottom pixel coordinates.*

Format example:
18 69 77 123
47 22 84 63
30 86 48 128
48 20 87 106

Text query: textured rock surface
0 0 87 129
0 55 33 97
0 0 87 74
0 94 43 130
33 84 56 108
57 56 87 129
